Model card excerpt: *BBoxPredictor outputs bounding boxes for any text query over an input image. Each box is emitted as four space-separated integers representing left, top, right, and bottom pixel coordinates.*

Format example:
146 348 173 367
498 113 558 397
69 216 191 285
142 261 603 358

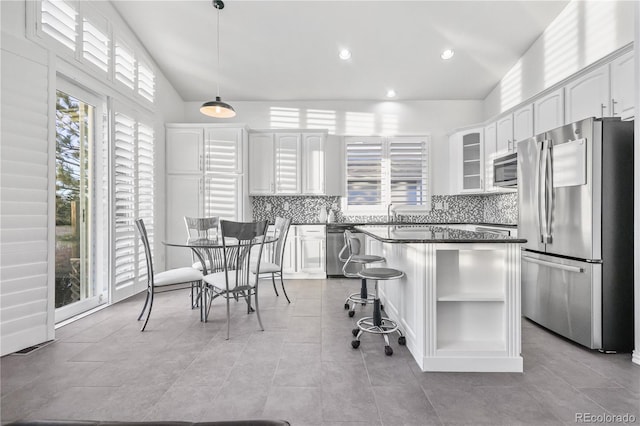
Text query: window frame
342 135 432 215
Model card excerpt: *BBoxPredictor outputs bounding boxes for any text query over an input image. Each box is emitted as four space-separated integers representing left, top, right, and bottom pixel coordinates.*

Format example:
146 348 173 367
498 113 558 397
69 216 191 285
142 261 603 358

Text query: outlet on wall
434 201 443 210
283 202 290 211
265 203 272 211
443 201 448 211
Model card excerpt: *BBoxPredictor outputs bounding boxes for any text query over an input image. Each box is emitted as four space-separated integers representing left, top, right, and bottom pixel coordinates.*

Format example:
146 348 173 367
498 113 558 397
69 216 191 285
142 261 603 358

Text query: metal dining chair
201 220 269 339
135 219 203 331
184 216 220 271
252 217 292 303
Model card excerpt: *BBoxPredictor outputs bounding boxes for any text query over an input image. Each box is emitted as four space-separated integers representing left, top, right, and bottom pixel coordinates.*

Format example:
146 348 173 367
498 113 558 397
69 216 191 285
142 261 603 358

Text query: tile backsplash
251 192 518 225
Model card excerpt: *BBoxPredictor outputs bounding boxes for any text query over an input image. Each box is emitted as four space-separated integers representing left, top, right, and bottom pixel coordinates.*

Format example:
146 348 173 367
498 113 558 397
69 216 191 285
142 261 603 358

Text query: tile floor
1 278 639 425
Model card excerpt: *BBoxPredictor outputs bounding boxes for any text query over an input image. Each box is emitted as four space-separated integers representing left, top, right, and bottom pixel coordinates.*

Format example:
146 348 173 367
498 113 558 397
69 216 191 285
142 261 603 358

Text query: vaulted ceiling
113 1 569 102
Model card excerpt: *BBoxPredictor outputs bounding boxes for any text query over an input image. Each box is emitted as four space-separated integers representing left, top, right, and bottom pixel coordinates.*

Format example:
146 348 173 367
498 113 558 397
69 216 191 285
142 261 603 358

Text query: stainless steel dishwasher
326 223 364 278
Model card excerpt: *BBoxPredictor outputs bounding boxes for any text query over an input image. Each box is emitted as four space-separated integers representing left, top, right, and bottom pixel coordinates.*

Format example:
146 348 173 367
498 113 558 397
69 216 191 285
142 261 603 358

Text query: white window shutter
205 175 241 221
137 62 155 102
115 40 136 90
41 0 78 51
389 139 429 206
346 138 383 206
113 112 136 294
82 17 110 73
137 122 154 281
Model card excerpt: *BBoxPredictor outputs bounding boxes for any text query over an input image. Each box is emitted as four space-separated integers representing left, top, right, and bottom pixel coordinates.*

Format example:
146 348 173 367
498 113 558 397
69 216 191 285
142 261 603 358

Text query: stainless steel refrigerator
518 117 634 351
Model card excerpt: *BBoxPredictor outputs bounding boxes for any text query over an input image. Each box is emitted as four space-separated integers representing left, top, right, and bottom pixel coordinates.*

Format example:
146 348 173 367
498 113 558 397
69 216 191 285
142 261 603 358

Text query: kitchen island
356 224 526 372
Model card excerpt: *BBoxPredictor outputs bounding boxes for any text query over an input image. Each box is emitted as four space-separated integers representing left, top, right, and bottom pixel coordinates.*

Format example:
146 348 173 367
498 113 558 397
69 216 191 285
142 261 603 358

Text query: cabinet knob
600 103 607 117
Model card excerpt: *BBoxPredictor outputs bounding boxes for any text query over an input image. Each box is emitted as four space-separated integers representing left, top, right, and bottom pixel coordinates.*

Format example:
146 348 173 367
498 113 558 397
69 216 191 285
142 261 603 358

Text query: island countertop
355 224 527 244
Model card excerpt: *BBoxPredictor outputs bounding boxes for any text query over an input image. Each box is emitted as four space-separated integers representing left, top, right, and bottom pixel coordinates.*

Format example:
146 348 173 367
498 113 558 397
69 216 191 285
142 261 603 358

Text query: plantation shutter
1 51 51 356
137 62 155 103
82 15 110 73
345 138 383 206
113 112 137 300
388 138 429 206
40 0 78 51
137 122 154 281
115 40 136 90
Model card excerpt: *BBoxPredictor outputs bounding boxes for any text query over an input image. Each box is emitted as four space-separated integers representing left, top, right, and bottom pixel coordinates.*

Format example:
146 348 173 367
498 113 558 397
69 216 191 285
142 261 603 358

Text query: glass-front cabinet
450 127 484 194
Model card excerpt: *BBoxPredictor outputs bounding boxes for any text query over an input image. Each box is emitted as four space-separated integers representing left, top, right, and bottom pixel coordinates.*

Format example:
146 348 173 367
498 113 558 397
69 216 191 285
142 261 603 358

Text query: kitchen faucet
387 203 397 223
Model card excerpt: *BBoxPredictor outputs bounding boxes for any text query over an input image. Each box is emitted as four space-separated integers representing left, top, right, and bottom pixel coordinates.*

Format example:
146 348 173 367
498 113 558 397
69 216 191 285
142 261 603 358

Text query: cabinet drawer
298 226 326 237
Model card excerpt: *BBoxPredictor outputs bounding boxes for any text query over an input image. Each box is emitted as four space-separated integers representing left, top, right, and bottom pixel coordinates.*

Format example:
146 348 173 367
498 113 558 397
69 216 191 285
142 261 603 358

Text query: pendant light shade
201 96 236 118
201 0 236 118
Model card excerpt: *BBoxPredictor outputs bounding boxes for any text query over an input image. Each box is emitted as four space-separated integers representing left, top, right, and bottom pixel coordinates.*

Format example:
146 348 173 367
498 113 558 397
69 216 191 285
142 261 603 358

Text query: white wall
183 100 484 195
0 0 184 355
484 0 635 118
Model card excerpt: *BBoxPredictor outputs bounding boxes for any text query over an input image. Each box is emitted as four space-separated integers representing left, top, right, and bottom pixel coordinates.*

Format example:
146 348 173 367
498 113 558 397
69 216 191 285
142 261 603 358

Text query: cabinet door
166 128 203 174
565 65 610 123
496 115 513 154
275 133 302 194
513 104 533 148
166 175 202 269
610 51 634 120
484 122 498 193
282 231 297 275
204 174 242 221
534 88 565 134
448 133 462 194
302 133 325 194
460 129 483 193
298 227 326 275
249 133 275 194
205 128 243 174
324 135 345 196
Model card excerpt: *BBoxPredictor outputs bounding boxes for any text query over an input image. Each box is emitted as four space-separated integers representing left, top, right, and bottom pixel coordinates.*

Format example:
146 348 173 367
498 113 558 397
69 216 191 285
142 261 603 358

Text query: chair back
135 218 154 285
272 217 292 267
220 220 269 289
184 216 219 239
340 229 364 278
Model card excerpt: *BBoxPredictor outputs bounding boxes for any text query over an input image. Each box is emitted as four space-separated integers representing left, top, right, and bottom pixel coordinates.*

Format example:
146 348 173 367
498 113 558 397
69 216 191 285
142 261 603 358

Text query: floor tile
263 386 323 425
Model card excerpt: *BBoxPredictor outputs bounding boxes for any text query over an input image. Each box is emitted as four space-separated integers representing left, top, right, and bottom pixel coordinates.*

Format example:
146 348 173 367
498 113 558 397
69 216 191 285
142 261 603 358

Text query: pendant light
200 0 236 118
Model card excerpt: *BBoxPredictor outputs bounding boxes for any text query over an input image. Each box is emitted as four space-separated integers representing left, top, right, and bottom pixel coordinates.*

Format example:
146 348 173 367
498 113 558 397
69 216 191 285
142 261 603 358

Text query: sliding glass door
55 80 107 322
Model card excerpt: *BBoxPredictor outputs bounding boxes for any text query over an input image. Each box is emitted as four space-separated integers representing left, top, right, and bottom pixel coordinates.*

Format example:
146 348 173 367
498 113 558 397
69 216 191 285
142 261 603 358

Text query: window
345 136 430 212
31 0 156 103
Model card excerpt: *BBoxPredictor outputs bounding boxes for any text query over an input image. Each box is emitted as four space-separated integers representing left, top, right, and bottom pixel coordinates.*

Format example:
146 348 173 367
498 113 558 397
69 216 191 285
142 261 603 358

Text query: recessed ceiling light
339 49 351 60
441 49 455 60
386 89 396 98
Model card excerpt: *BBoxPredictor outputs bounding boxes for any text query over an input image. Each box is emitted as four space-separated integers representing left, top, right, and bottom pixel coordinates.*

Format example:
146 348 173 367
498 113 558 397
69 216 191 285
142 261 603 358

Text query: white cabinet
249 130 328 195
534 88 564 134
166 124 248 269
275 133 302 194
483 122 498 193
565 64 610 123
610 50 635 120
496 114 513 154
512 104 533 146
166 127 203 174
278 225 326 279
302 133 326 194
248 133 275 195
449 128 484 194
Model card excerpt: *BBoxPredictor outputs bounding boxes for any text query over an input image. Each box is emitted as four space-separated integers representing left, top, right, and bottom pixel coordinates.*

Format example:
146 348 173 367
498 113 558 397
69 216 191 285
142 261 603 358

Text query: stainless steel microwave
493 152 517 187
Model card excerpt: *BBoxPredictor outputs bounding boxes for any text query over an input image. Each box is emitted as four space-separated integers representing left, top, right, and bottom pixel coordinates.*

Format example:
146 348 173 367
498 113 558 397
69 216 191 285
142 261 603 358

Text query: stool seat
350 254 385 264
358 267 404 280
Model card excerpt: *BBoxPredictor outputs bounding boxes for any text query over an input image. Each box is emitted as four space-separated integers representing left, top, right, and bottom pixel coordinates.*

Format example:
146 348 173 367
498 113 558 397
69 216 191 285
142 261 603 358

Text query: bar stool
351 267 406 356
339 230 385 317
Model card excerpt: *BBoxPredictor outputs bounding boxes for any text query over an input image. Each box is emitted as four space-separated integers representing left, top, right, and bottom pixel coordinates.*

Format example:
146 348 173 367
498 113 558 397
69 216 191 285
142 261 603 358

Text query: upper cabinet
610 50 634 120
483 122 498 193
565 64 610 123
249 130 333 196
512 104 534 146
167 126 243 175
166 127 203 174
496 114 513 154
449 127 484 194
534 88 564 134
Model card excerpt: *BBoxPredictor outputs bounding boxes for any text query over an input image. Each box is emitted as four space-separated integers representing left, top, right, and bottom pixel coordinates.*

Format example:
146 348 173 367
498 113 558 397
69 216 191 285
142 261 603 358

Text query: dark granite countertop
355 224 526 244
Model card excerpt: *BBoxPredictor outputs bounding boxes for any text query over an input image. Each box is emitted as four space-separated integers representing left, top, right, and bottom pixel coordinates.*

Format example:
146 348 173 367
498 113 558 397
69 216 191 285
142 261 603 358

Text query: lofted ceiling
112 0 569 102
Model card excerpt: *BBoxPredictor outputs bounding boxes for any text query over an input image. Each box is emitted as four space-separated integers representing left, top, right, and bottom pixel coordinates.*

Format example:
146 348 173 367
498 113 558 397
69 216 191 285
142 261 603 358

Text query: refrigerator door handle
538 140 546 243
544 142 554 244
522 255 584 273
